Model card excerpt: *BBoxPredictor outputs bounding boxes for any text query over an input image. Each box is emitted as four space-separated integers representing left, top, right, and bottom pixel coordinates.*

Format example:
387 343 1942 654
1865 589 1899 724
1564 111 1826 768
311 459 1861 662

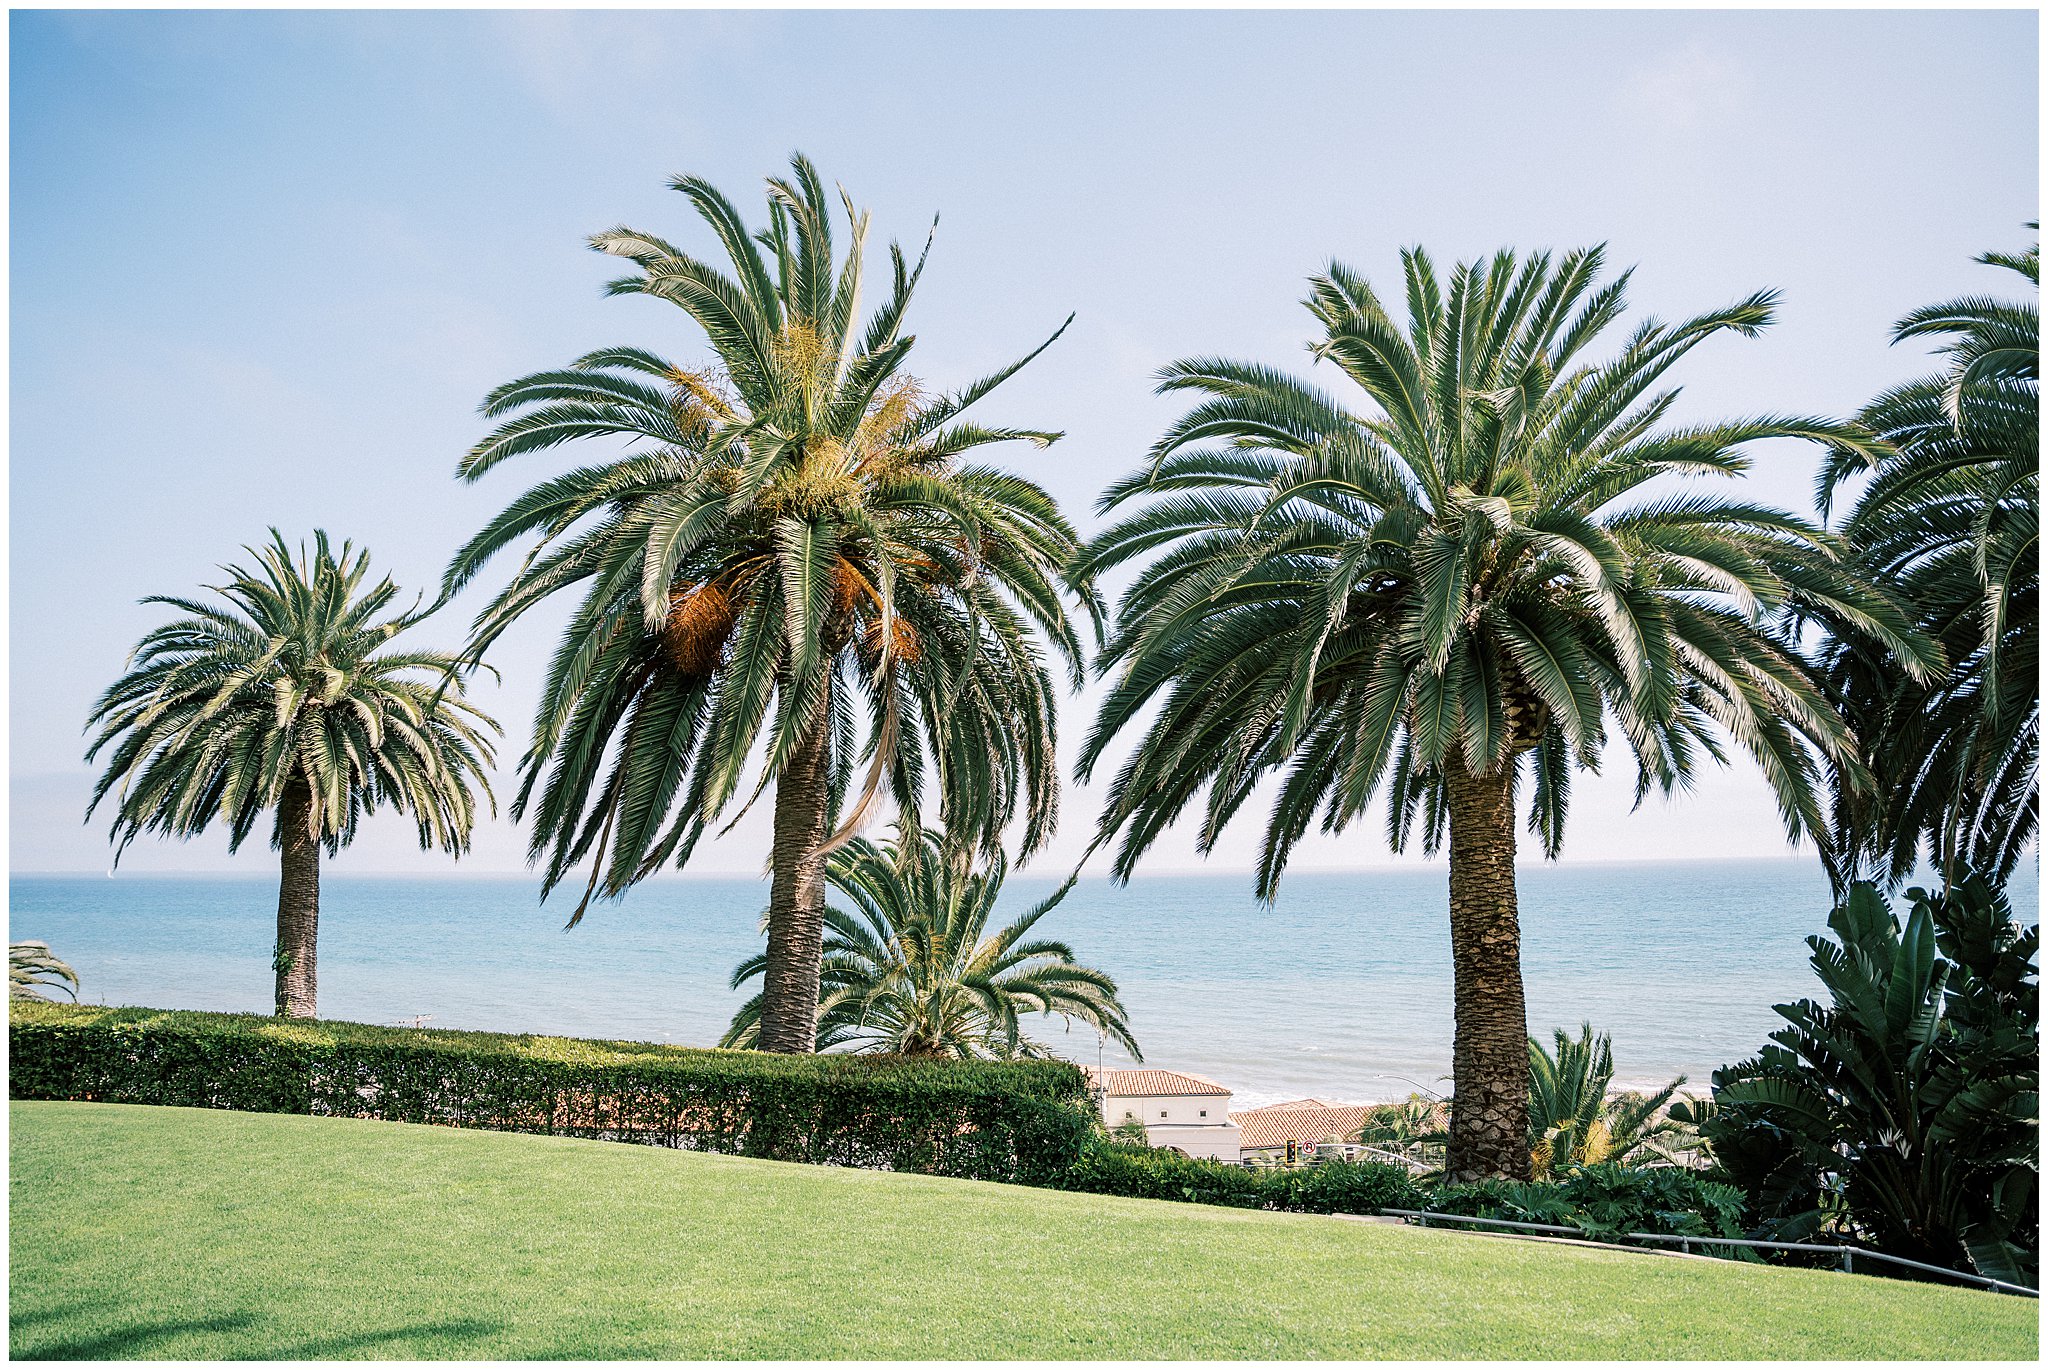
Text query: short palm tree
85 532 498 1017
447 156 1092 1053
10 942 79 1002
1527 1023 1691 1178
1811 233 2039 889
721 824 1139 1060
1077 246 1934 1179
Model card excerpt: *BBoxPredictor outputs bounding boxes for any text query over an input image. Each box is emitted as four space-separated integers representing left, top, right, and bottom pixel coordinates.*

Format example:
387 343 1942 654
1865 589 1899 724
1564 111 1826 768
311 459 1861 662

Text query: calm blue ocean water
11 860 2036 1109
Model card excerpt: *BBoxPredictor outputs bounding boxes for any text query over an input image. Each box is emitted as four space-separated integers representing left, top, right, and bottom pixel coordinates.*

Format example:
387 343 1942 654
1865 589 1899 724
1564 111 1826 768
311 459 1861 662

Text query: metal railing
1379 1208 2037 1298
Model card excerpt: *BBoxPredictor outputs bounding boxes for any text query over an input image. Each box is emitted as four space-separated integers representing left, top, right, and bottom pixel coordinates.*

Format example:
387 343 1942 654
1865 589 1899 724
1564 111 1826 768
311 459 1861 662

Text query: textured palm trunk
757 695 833 1054
273 777 321 1019
1444 759 1532 1181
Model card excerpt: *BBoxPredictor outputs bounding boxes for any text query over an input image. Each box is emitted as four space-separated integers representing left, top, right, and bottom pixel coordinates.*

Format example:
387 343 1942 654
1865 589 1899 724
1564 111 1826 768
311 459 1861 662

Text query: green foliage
7 1002 1093 1186
1054 1137 1422 1214
1528 1023 1692 1177
1058 1137 1271 1207
446 155 1094 921
1430 1162 1749 1244
9 943 79 1002
1811 232 2039 889
1108 1116 1152 1145
722 824 1138 1058
84 531 497 861
1076 244 1930 896
1698 875 2039 1286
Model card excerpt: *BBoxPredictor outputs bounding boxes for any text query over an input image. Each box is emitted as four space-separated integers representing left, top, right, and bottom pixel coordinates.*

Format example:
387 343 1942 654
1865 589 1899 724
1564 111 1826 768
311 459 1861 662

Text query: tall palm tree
85 532 498 1018
1076 246 1934 1179
447 156 1093 1053
1811 233 2039 890
721 824 1139 1059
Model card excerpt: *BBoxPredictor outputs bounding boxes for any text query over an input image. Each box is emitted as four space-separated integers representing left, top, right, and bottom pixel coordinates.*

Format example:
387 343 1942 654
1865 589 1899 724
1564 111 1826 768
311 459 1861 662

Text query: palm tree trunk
1444 759 1531 1181
274 777 321 1019
757 694 833 1054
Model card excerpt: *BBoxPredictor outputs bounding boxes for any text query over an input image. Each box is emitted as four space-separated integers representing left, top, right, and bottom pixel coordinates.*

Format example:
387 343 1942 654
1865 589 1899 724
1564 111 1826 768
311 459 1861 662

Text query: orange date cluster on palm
664 580 737 676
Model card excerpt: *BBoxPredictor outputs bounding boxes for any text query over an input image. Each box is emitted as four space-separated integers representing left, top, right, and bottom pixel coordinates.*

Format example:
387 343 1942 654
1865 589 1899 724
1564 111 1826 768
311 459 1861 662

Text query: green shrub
1271 1156 1423 1214
1698 877 2039 1288
7 1003 1092 1185
1428 1162 1748 1243
1056 1138 1269 1207
1054 1137 1422 1215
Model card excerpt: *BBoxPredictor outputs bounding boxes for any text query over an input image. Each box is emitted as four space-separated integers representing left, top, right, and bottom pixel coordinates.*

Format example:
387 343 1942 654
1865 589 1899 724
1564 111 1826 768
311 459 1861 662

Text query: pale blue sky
10 8 2038 877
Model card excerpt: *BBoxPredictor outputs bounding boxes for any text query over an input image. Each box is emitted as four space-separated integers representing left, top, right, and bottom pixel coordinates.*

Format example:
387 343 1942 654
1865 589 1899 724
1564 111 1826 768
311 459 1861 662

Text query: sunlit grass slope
9 1102 2036 1360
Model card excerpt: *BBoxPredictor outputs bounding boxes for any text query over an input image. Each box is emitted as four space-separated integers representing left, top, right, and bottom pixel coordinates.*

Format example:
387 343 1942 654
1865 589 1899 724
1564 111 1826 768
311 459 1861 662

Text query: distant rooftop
1232 1101 1379 1151
1082 1066 1232 1098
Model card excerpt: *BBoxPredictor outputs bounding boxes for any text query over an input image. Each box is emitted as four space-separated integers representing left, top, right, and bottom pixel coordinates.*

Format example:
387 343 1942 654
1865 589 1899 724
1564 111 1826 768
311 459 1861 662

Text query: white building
1083 1066 1241 1162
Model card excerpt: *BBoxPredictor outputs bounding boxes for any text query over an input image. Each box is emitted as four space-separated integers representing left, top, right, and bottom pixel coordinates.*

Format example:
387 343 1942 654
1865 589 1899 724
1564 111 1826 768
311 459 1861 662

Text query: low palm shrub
1528 1024 1694 1176
723 825 1138 1058
8 1003 1092 1185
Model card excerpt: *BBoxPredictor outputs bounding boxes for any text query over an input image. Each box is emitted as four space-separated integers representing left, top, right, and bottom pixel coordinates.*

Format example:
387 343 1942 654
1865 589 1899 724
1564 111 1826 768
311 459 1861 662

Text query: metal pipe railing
1377 1208 2037 1298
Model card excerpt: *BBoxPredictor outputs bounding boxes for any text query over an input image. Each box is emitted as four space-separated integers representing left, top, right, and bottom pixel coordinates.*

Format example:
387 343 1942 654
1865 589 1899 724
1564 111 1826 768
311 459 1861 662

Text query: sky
8 7 2039 881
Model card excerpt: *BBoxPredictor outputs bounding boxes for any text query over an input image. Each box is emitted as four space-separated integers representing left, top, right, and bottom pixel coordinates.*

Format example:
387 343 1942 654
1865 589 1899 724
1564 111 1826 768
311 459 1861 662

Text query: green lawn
9 1102 2036 1360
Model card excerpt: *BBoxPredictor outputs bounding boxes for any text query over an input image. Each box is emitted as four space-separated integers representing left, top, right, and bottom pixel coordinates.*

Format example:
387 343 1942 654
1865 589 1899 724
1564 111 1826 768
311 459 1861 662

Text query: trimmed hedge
7 1003 1092 1185
1055 1138 1423 1214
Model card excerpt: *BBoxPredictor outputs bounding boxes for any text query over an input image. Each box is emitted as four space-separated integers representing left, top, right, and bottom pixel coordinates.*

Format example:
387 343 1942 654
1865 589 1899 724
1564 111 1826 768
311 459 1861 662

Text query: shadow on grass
14 1312 258 1359
271 1318 506 1359
14 1314 507 1360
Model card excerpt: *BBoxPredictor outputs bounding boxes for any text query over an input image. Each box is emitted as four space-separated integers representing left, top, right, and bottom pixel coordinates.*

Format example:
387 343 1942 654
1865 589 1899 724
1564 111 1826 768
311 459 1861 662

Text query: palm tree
85 532 498 1018
1811 232 2039 890
447 156 1092 1053
1527 1023 1692 1178
1076 246 1934 1179
721 824 1139 1060
10 942 79 1002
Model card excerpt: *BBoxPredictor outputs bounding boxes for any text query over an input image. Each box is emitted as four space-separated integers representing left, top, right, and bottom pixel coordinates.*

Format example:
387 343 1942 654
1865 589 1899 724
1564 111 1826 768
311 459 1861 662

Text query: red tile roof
1232 1102 1378 1151
1083 1066 1232 1098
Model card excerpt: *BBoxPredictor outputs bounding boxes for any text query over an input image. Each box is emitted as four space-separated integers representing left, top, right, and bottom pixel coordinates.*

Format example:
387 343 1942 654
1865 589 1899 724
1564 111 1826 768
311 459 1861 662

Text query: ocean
11 859 2036 1110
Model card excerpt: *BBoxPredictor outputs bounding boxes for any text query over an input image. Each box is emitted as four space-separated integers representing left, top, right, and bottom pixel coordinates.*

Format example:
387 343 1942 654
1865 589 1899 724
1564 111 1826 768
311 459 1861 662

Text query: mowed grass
9 1102 2037 1360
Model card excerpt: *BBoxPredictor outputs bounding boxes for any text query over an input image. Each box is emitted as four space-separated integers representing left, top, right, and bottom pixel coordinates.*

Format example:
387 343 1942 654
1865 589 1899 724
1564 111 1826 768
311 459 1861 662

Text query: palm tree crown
1812 232 2038 888
447 155 1093 1051
84 531 497 1016
87 531 496 858
1076 245 1932 1178
723 825 1140 1060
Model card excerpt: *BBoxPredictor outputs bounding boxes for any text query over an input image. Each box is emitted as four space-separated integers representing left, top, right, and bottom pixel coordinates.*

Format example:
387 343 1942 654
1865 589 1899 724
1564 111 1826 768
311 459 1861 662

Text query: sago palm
1077 246 1934 1179
1527 1023 1691 1178
1811 232 2039 889
448 156 1093 1052
722 824 1139 1059
85 532 498 1017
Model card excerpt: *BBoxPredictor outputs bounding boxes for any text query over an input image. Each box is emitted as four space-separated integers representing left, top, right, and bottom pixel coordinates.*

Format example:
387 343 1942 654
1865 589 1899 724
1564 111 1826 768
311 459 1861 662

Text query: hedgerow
1053 1137 1423 1213
7 1002 1092 1185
